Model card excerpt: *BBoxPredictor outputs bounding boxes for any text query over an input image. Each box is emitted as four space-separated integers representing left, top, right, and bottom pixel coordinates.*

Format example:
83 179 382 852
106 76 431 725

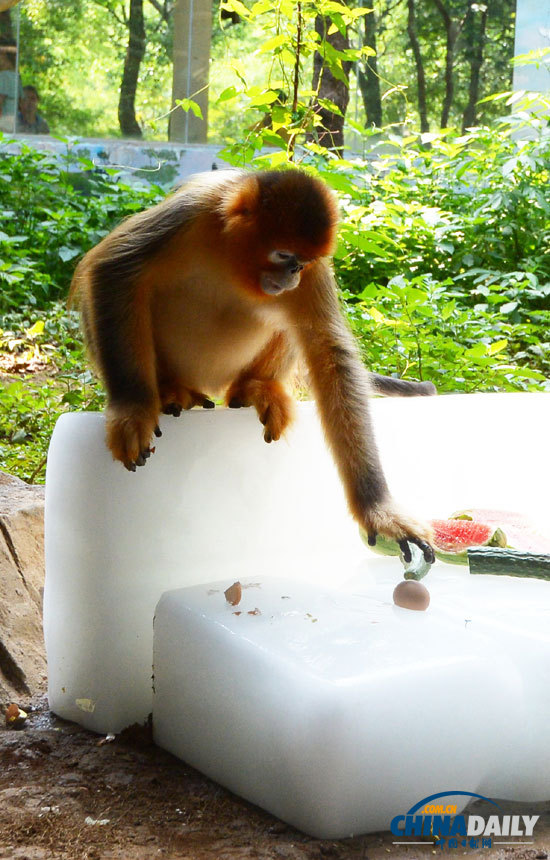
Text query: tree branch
146 0 173 21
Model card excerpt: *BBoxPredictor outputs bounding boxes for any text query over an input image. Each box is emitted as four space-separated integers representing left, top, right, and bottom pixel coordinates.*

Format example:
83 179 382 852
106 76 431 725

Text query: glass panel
0 2 21 136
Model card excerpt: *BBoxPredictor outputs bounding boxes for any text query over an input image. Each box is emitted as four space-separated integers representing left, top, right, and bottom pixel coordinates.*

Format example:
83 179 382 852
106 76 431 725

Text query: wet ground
1 695 549 860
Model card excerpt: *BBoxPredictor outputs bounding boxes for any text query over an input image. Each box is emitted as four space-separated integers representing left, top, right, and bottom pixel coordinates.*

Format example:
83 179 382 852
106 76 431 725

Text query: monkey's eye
268 250 294 265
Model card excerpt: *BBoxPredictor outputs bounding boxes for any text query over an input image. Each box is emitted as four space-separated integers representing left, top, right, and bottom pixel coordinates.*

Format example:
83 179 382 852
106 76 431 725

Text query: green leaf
58 246 81 262
253 150 290 168
175 99 203 120
317 98 344 117
217 86 238 103
500 301 519 314
221 0 249 19
248 90 281 108
343 233 390 256
26 320 45 337
465 344 488 359
487 339 508 355
258 35 288 53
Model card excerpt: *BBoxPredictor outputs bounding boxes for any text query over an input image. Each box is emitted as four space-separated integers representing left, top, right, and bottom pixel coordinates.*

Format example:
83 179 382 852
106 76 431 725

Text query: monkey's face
219 169 338 299
259 250 310 296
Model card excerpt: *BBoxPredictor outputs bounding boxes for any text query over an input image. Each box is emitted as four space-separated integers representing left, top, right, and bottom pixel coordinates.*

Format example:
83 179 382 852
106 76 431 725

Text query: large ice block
44 402 359 732
44 393 550 735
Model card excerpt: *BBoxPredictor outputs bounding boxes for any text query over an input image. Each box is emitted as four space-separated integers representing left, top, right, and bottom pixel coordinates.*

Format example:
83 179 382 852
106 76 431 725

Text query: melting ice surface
153 567 550 838
44 393 550 837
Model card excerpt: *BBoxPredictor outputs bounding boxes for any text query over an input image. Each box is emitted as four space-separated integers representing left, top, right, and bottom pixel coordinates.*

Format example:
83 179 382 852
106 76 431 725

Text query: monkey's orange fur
72 168 434 553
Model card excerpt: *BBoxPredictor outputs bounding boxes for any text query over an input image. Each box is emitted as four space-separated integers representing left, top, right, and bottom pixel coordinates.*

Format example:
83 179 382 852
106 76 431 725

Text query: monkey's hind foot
106 404 161 472
362 504 435 564
224 379 294 443
160 385 215 416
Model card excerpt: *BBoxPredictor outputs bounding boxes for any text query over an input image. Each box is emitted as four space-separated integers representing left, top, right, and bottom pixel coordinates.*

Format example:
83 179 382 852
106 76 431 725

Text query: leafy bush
0 304 105 482
0 140 165 311
316 117 550 388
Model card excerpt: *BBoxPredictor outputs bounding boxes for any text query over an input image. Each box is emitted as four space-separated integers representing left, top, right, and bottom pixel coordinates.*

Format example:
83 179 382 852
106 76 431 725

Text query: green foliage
326 115 550 390
364 0 515 130
0 139 165 311
0 304 105 483
214 0 372 164
344 275 548 393
0 141 166 482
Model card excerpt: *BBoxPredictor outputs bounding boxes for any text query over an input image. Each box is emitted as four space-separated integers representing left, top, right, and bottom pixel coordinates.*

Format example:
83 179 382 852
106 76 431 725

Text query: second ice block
152 575 535 838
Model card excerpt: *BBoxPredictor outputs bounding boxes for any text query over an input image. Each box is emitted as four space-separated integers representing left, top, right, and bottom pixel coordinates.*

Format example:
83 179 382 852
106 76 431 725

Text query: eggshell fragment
393 579 430 611
5 703 28 729
224 581 242 606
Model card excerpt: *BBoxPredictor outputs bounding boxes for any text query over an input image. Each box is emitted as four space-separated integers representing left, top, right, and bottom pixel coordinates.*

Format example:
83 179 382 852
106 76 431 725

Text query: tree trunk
118 0 146 138
357 1 382 128
310 15 352 154
406 0 430 133
0 10 14 41
432 0 459 128
462 0 488 130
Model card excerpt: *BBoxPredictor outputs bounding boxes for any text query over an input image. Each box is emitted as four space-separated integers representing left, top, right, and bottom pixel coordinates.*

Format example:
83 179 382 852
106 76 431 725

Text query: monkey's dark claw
228 397 244 409
163 403 182 417
367 533 377 547
154 425 162 437
202 398 215 409
398 538 413 564
125 462 137 472
135 453 146 467
416 540 436 565
398 537 435 565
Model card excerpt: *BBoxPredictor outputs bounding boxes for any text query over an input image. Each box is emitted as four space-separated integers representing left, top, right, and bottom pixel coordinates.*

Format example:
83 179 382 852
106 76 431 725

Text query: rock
0 472 46 703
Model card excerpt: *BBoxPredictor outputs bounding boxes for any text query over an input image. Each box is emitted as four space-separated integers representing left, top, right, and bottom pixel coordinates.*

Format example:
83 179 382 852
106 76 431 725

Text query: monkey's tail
370 373 436 397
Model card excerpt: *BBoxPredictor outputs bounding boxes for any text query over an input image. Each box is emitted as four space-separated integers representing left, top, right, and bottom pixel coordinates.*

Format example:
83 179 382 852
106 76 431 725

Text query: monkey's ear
220 175 260 233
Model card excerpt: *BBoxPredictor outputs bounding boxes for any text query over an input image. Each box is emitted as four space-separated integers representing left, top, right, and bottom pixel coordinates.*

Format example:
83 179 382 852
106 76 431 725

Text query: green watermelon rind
360 521 507 567
359 531 401 557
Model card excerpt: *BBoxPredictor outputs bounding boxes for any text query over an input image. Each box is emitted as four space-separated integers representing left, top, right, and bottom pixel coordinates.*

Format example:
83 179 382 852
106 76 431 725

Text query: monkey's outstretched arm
282 261 434 561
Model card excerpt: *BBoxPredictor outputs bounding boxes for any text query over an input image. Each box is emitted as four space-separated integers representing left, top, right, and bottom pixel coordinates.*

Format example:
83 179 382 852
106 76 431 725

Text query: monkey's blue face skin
260 250 309 296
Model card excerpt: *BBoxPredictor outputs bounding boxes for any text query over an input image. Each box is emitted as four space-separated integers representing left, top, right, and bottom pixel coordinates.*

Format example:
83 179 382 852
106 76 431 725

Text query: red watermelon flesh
431 518 501 553
451 508 550 554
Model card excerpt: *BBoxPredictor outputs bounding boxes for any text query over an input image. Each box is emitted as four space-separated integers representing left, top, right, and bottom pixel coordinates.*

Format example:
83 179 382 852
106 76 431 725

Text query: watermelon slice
430 518 506 564
451 508 550 554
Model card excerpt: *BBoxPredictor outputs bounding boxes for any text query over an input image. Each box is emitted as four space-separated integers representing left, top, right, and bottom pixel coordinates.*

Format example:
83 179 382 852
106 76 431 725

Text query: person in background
0 39 22 133
17 84 49 134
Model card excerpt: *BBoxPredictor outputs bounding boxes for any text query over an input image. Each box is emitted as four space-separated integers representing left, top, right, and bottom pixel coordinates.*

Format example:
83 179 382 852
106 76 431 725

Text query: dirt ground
1 693 549 860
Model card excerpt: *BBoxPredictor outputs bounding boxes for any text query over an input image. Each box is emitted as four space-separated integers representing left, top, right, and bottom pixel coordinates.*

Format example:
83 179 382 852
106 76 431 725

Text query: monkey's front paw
362 505 435 564
106 405 161 472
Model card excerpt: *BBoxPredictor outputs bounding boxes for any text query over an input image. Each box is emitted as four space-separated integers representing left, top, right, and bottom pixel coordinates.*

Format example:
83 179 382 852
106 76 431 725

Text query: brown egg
393 579 430 611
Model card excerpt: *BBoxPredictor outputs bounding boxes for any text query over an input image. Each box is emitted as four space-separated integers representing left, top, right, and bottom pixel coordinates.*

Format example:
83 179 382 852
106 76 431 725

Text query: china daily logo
391 791 540 851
